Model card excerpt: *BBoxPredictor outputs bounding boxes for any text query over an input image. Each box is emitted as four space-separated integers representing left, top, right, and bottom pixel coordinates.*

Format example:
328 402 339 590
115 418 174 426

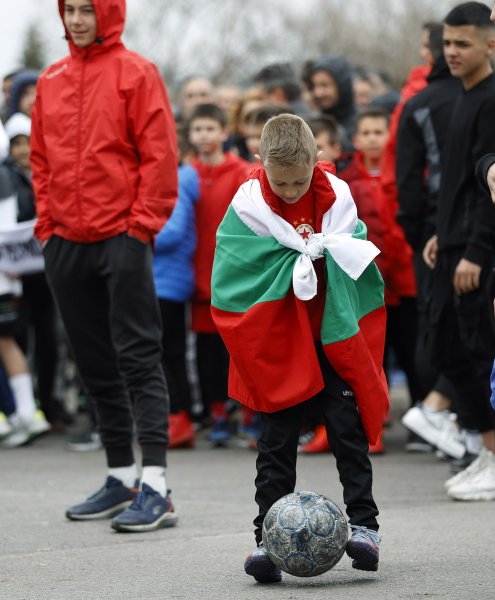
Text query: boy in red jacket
188 103 250 444
211 114 388 581
30 0 178 533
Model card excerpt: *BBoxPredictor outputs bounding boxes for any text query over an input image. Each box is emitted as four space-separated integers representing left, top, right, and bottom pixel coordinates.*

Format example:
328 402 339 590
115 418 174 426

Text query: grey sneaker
346 525 380 571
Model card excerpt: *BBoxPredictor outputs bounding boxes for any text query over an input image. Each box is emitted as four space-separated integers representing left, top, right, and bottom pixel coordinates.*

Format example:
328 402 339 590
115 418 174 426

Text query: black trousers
429 251 495 432
17 273 62 420
196 332 229 416
384 297 422 406
159 299 191 415
44 234 169 468
253 345 378 544
413 252 460 405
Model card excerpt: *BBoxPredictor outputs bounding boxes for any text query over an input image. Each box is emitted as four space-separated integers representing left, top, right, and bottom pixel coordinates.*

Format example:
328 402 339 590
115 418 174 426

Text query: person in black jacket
306 54 357 150
396 24 467 459
422 2 495 501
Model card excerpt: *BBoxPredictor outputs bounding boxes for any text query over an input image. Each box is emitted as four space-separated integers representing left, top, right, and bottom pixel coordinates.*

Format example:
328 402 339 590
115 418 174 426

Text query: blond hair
259 114 318 168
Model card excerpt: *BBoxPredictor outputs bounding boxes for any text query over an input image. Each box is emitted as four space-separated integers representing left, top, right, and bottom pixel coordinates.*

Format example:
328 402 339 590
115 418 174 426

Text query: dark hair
422 20 439 33
356 107 390 128
248 104 294 127
253 63 302 102
353 66 372 83
428 23 445 62
444 2 493 27
306 115 341 144
187 103 228 128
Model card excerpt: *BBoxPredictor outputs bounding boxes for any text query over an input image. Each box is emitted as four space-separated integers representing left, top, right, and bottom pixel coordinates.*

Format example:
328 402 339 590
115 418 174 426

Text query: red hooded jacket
31 0 177 244
191 153 250 332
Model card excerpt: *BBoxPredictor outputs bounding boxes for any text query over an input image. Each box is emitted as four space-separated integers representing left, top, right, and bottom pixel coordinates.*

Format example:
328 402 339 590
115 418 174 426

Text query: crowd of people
0 0 495 567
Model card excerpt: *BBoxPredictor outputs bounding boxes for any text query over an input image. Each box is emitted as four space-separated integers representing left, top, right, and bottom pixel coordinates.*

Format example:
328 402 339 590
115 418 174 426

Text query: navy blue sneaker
346 525 380 571
244 544 282 583
111 484 178 532
66 476 139 520
208 417 231 446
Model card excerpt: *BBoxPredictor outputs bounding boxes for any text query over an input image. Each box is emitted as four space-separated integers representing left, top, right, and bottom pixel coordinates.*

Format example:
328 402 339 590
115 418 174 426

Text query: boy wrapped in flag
211 114 389 581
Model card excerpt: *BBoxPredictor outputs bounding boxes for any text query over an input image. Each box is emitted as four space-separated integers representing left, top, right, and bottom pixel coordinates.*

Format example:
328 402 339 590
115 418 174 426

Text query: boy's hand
487 163 495 204
453 259 481 295
422 235 438 269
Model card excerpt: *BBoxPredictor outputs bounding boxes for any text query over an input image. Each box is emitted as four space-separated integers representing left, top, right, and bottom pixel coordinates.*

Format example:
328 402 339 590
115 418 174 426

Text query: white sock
108 464 138 488
465 432 482 455
9 373 36 423
141 466 167 497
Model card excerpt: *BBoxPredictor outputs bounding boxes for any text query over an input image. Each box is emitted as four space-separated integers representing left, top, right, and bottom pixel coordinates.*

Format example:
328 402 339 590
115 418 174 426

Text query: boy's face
245 123 264 158
314 131 341 163
19 84 37 117
10 136 31 170
310 71 339 111
264 162 314 205
353 116 389 161
189 117 227 156
443 24 495 87
63 1 98 48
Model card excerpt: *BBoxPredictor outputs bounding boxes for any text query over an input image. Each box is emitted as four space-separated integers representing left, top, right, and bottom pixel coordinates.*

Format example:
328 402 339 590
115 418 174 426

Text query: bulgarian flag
211 165 389 444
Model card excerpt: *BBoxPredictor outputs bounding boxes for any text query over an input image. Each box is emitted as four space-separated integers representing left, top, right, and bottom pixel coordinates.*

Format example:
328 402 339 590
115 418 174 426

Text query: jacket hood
310 54 356 122
58 0 126 57
6 70 39 120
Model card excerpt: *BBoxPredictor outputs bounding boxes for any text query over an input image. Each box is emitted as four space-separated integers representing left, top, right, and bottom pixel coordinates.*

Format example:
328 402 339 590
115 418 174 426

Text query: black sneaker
405 431 433 453
66 476 139 520
111 484 178 532
64 429 102 452
244 543 282 583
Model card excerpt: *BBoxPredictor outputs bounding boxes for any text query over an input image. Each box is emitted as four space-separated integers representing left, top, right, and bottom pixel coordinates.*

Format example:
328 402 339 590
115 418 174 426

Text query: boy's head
63 0 98 49
443 2 495 87
353 108 390 162
5 113 31 170
259 114 317 204
306 115 342 163
244 104 294 159
188 103 228 158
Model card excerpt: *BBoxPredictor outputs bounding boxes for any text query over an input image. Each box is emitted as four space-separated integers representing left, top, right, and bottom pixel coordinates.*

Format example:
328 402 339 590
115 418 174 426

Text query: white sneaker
444 447 492 490
401 405 465 459
2 410 51 448
446 450 495 501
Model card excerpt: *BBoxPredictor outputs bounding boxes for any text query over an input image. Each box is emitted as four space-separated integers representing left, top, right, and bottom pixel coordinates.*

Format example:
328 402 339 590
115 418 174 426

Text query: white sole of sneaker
66 501 132 520
447 489 495 501
111 511 178 532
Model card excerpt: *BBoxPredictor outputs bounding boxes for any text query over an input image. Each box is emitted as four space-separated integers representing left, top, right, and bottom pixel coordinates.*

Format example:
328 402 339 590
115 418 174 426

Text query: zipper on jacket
75 59 87 234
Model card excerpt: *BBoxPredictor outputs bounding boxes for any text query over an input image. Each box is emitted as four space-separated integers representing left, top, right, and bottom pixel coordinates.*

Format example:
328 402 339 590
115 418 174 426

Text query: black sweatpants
17 273 61 420
44 234 169 468
429 251 495 432
253 344 378 544
195 332 229 417
159 299 191 415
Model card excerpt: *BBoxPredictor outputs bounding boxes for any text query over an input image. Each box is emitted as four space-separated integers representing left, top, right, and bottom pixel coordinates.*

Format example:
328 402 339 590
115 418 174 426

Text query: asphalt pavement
1 388 494 600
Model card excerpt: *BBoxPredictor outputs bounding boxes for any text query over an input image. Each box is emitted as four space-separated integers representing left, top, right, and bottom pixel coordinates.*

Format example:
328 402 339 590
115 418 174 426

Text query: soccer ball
262 490 348 577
